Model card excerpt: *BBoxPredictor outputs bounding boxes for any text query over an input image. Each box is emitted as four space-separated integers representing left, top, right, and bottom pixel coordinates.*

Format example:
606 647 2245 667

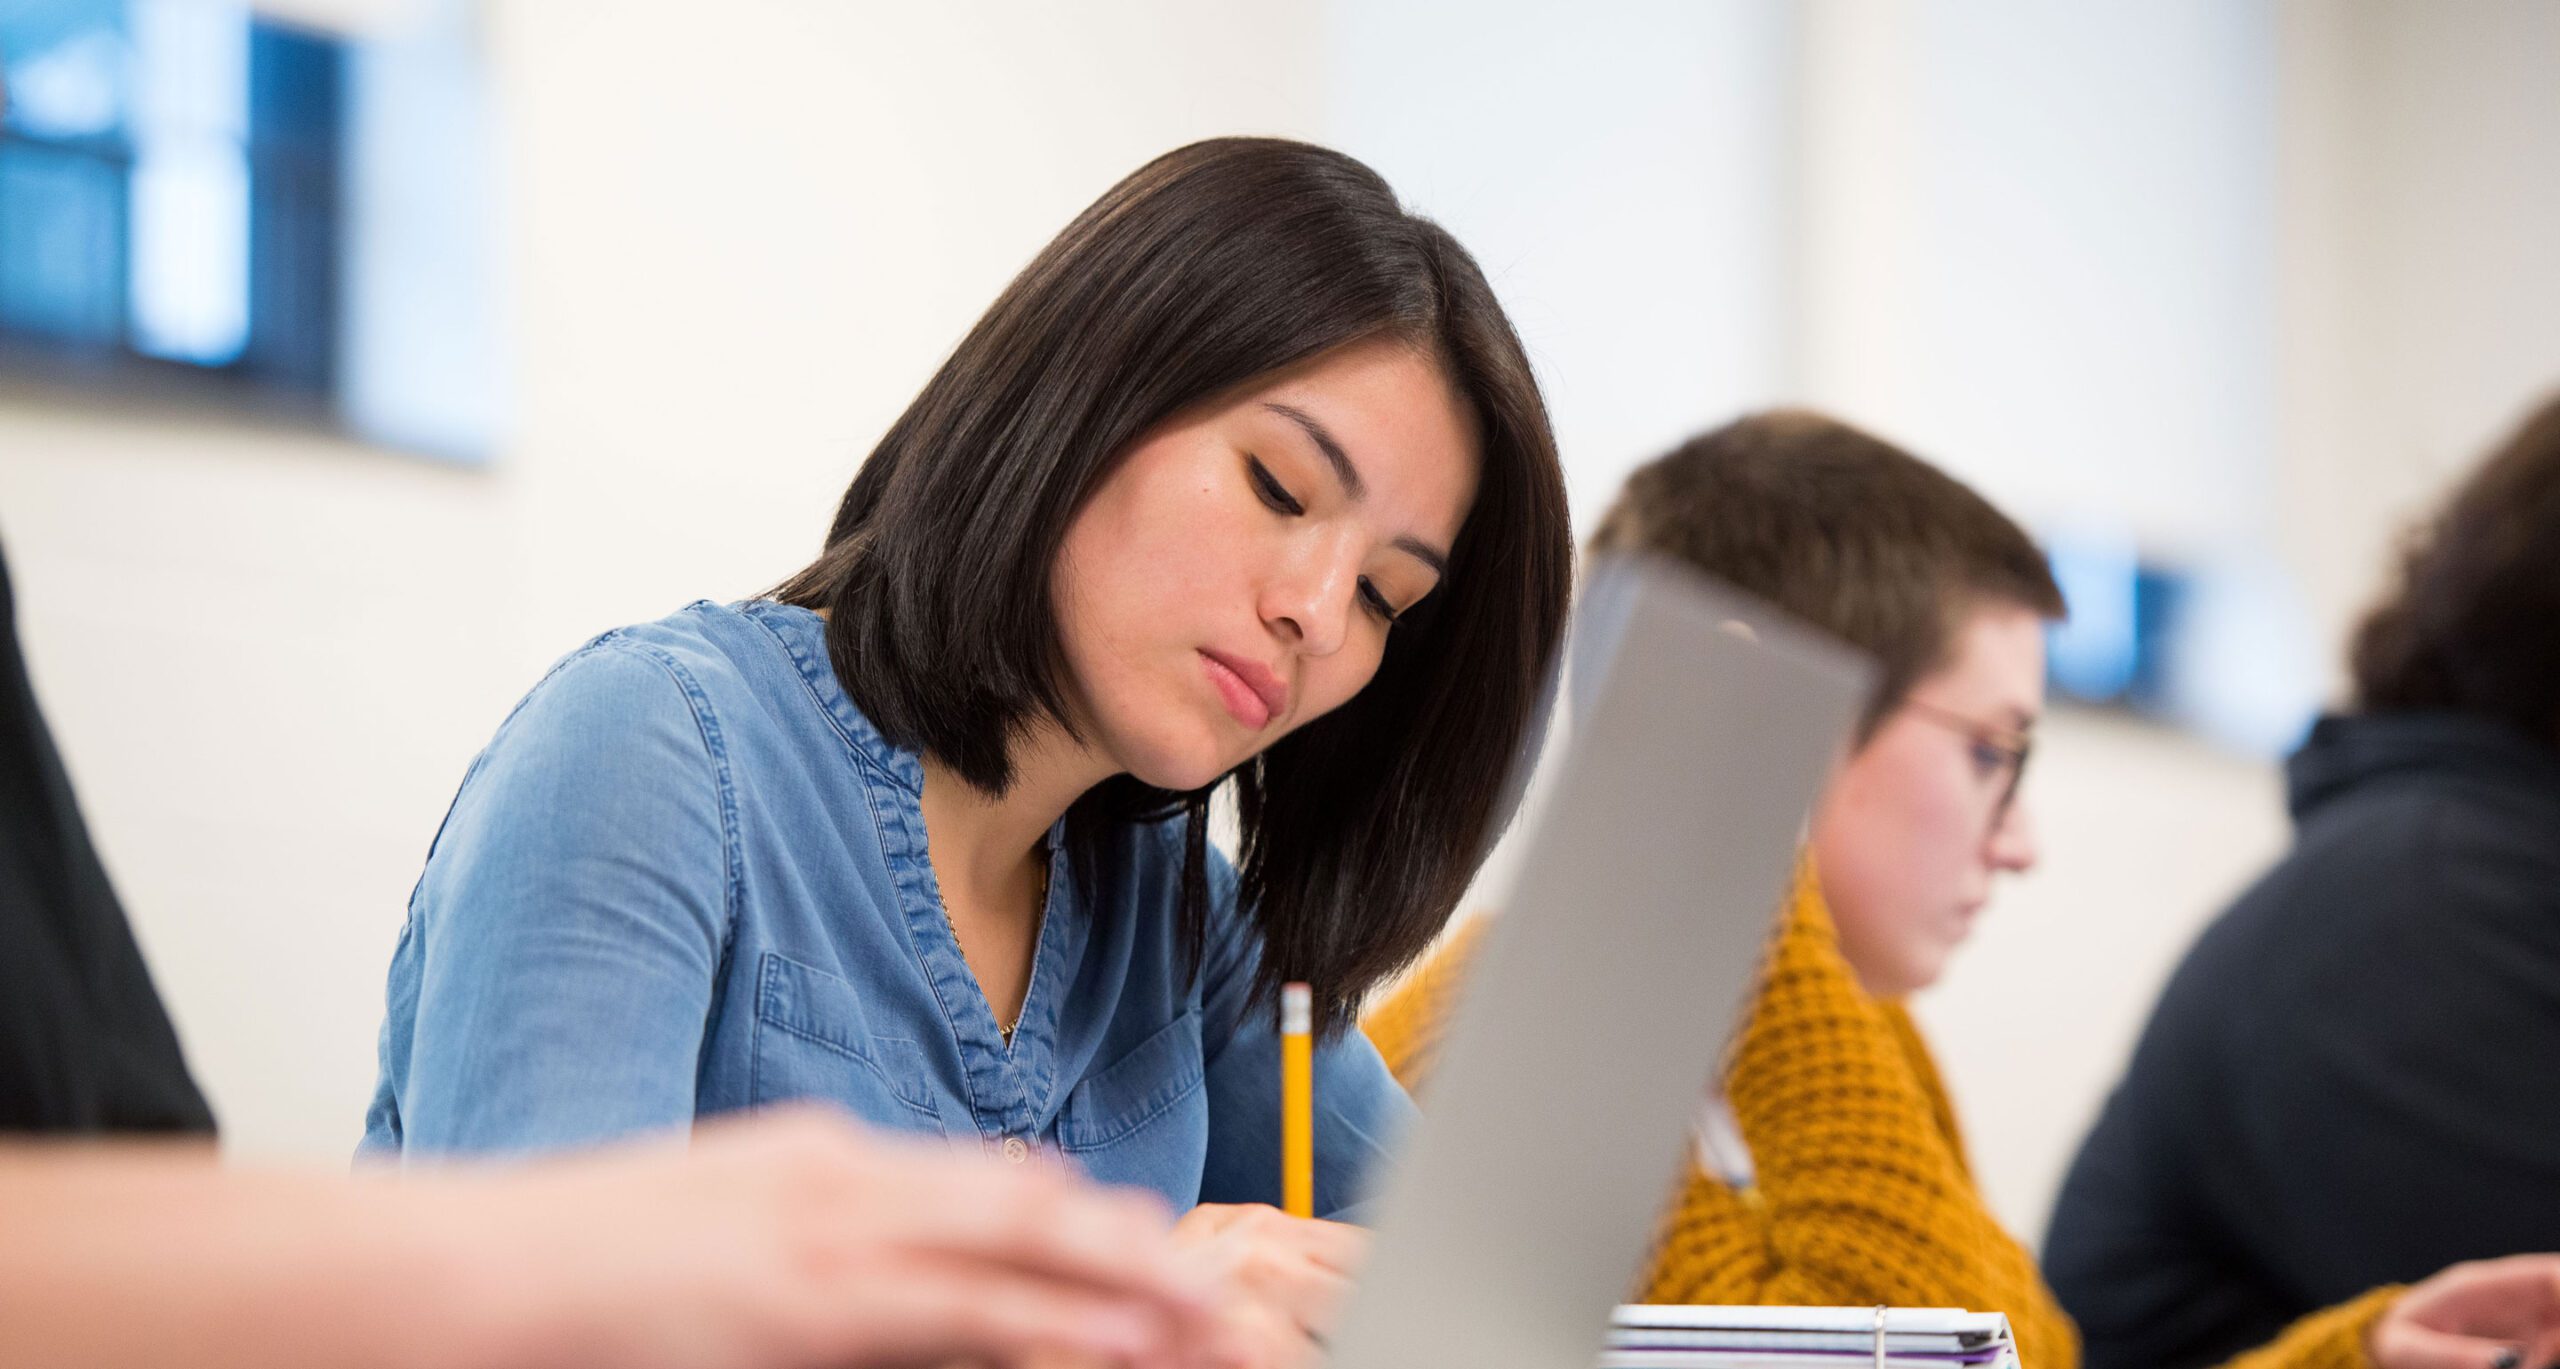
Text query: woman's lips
1200 650 1282 730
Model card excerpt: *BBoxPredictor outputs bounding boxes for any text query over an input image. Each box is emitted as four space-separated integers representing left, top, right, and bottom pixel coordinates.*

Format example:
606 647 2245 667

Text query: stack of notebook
1602 1304 2023 1369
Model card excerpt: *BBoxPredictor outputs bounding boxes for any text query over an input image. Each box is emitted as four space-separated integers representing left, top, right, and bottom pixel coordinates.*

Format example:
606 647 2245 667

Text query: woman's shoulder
413 611 758 914
472 601 798 784
566 600 777 692
508 601 813 732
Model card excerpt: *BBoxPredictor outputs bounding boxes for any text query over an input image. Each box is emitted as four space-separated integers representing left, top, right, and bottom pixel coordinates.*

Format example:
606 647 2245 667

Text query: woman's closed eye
1247 456 1304 516
1359 577 1400 625
1967 740 2011 777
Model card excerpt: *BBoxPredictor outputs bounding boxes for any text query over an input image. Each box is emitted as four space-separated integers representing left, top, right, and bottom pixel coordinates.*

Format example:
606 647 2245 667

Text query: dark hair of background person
1588 409 2066 738
774 137 1574 1026
2348 389 2560 746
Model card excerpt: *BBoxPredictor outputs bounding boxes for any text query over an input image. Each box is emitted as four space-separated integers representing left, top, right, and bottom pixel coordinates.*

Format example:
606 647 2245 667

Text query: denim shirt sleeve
394 640 731 1157
1194 844 1415 1218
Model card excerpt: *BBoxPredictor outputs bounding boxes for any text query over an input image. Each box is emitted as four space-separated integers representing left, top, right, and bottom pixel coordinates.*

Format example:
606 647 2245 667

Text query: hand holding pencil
1137 982 1364 1369
1169 1202 1366 1369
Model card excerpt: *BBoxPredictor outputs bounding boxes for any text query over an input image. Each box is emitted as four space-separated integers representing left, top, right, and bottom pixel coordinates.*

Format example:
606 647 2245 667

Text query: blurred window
2044 537 2321 756
0 0 342 403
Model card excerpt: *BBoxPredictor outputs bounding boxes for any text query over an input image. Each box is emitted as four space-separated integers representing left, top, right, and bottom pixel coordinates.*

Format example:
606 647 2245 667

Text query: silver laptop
1328 554 1873 1369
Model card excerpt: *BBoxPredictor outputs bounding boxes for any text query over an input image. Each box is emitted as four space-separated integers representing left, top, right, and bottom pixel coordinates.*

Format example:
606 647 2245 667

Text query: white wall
1796 0 2281 558
2272 0 2560 692
1325 0 1803 539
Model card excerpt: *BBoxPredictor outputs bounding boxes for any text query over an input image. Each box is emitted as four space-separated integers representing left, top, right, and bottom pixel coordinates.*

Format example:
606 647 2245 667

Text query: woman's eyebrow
1264 402 1365 499
1263 400 1450 579
1395 536 1449 578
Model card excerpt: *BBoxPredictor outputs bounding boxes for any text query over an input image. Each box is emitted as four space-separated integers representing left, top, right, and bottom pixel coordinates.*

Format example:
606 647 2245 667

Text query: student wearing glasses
1364 410 2560 1369
358 137 1573 1368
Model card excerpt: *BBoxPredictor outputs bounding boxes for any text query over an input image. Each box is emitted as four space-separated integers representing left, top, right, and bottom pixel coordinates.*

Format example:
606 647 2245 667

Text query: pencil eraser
1281 981 1312 1034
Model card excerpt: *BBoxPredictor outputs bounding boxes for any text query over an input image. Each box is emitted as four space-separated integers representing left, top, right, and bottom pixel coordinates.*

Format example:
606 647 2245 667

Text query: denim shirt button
1001 1136 1029 1164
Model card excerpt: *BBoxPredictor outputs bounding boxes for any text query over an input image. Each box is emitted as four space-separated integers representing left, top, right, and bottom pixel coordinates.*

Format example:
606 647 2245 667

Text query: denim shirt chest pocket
751 952 946 1136
1057 1008 1208 1199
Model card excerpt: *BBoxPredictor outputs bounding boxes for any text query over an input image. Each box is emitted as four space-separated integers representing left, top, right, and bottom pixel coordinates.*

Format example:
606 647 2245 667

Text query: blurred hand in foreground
473 1105 1228 1369
1 1104 1228 1369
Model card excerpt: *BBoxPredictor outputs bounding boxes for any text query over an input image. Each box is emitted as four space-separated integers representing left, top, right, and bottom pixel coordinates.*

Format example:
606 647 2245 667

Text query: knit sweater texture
1359 874 2397 1369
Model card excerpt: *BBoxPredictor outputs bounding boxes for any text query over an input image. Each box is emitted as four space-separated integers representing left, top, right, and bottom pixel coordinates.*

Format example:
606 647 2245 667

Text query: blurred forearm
0 1142 512 1369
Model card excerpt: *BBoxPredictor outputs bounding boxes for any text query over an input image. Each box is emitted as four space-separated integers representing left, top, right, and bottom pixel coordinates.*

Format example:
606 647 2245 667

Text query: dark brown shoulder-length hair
774 137 1573 1024
2350 389 2560 744
1588 409 2066 740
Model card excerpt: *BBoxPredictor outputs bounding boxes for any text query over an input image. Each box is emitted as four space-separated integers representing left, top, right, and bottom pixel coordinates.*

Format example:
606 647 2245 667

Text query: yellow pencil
1281 981 1314 1218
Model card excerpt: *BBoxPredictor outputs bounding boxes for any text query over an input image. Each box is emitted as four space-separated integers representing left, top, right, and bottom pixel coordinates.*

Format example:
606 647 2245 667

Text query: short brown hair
2349 390 2560 743
1589 409 2065 738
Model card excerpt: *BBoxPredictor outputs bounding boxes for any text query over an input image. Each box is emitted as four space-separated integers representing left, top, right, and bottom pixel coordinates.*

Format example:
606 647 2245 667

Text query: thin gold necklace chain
944 847 1051 1044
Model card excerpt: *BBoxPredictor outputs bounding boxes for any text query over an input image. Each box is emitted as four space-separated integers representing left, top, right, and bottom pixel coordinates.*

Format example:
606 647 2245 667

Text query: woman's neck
917 719 1112 899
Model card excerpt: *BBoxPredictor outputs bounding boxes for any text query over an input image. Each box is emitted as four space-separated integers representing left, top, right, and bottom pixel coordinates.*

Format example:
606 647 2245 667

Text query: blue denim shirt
361 600 1411 1214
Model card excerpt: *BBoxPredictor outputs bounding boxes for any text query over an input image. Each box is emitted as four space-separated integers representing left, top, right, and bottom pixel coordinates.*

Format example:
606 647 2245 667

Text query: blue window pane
2045 532 2142 701
1 0 345 402
242 21 341 391
0 141 124 346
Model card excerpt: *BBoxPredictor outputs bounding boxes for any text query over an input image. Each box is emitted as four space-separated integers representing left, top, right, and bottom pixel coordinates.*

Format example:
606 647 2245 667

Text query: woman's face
1053 338 1481 793
1808 603 2047 998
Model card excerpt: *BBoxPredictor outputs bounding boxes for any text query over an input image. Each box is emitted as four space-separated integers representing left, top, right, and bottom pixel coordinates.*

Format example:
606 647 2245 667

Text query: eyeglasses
1899 696 2033 826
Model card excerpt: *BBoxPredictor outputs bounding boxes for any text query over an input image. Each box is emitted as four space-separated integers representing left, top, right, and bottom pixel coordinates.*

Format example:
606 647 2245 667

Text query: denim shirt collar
742 599 924 796
741 598 1083 1096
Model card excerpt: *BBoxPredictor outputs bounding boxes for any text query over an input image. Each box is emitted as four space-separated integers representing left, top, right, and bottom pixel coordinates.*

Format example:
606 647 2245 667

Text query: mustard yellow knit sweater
1360 876 2399 1369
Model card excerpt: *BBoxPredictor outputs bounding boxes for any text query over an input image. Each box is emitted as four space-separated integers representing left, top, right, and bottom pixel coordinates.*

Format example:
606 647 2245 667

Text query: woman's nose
1263 539 1361 658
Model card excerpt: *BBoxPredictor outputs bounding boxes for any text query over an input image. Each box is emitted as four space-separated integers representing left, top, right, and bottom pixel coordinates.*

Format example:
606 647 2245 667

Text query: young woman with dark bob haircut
361 137 1573 1363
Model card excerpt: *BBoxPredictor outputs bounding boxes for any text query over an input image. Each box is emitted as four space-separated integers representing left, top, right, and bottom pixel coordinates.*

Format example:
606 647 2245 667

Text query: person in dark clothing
2045 389 2560 1369
1 547 216 1135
